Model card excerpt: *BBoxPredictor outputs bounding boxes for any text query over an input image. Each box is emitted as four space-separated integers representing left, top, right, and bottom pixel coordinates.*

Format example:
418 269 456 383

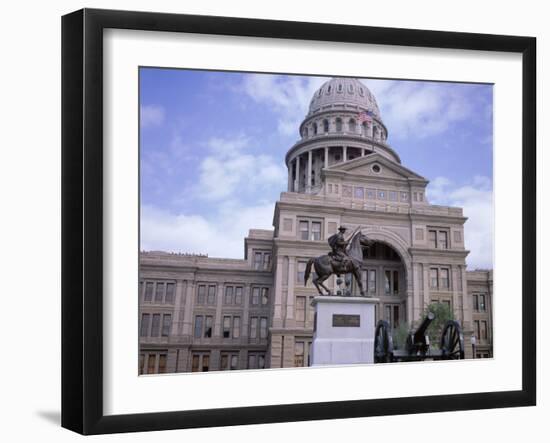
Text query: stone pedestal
311 296 379 366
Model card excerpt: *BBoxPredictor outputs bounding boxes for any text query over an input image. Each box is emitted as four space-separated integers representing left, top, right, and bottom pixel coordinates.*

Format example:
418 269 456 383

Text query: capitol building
138 77 493 374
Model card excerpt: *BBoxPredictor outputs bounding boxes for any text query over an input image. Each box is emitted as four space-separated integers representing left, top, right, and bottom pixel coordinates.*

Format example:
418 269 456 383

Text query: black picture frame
61 8 536 435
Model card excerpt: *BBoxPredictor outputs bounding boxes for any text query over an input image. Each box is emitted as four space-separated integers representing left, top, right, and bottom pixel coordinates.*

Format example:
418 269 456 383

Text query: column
286 257 296 328
307 150 312 192
343 146 347 162
171 279 185 336
324 146 329 169
214 283 224 337
361 148 366 156
182 280 195 336
294 155 300 192
272 256 285 328
287 161 293 192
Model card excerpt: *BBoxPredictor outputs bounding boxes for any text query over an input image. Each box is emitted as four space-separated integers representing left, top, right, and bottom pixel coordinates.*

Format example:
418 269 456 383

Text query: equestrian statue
304 226 374 297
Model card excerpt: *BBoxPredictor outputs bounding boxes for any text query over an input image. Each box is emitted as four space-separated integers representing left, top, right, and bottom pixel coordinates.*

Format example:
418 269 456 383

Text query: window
260 317 268 339
154 282 164 303
294 341 305 367
194 316 203 338
438 231 448 249
368 269 376 294
151 314 161 337
372 164 381 173
377 190 386 200
222 316 240 339
144 282 154 302
147 354 156 374
235 286 243 305
139 354 145 374
472 294 479 311
221 352 240 370
348 119 356 133
384 270 391 294
261 287 269 305
225 286 233 304
254 252 262 270
311 222 321 240
161 314 171 337
204 315 213 338
165 283 175 304
388 191 397 201
158 354 167 374
430 268 439 289
197 285 206 304
474 320 480 340
342 185 352 197
430 267 450 290
428 230 437 248
479 294 486 311
207 285 216 304
335 118 342 132
250 316 258 339
298 219 322 241
140 313 150 337
366 188 376 199
384 304 400 328
191 353 210 372
480 321 488 340
354 187 364 199
297 261 307 283
296 296 306 322
393 270 399 295
303 127 308 138
252 250 271 270
323 119 329 133
299 220 309 240
247 353 266 369
401 192 409 201
251 287 260 305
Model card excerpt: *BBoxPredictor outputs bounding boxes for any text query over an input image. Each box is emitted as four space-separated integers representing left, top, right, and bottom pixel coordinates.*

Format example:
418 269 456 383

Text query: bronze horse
304 232 374 297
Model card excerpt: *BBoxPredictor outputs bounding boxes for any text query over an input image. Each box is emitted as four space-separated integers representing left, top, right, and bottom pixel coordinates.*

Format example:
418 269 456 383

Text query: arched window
317 88 323 97
313 123 318 135
348 119 356 133
348 84 354 93
304 127 309 138
323 119 329 133
373 125 379 139
337 83 343 93
359 87 364 97
327 86 332 94
335 118 342 132
362 122 368 136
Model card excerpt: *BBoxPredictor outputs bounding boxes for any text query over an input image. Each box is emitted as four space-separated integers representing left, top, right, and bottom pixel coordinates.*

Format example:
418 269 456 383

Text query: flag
357 111 372 123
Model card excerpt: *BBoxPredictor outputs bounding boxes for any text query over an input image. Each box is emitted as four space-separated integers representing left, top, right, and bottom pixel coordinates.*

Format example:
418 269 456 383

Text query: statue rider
328 226 350 266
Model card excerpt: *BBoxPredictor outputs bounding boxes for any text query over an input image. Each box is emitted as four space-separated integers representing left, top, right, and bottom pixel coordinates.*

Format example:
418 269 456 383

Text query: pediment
324 153 426 182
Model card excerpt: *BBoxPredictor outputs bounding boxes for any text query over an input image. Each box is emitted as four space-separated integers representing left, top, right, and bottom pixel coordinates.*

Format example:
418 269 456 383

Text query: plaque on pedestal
311 296 379 366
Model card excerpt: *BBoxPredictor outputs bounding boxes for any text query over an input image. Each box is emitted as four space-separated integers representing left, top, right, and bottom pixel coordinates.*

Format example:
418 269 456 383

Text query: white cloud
364 80 472 140
240 74 327 136
427 175 493 269
140 104 165 128
197 135 287 201
141 202 275 258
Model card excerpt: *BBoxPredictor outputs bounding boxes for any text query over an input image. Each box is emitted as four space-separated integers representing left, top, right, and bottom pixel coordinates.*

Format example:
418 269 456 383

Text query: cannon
374 313 465 363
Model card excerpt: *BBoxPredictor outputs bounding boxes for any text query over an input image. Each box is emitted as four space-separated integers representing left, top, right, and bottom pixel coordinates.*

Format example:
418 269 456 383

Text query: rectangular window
165 282 175 304
230 355 239 370
154 282 164 303
428 230 437 248
334 184 339 193
481 320 488 340
473 294 479 311
158 354 167 374
261 287 269 305
311 222 321 240
479 294 486 311
393 305 400 327
140 313 150 337
144 282 154 302
384 270 391 294
248 354 257 369
202 355 210 372
258 354 265 369
294 341 305 367
254 252 263 270
223 316 231 338
220 354 228 370
260 317 268 339
147 354 156 374
207 285 216 304
299 220 309 240
194 316 203 338
438 230 448 249
225 286 233 304
197 285 206 304
233 317 241 338
151 314 161 337
366 188 376 199
296 296 306 321
139 354 145 375
161 314 171 337
250 317 258 339
377 190 386 200
369 270 376 294
251 287 260 305
388 191 397 201
354 187 364 199
204 315 213 338
401 192 409 201
440 268 450 289
297 261 307 282
474 320 481 340
192 355 200 372
393 270 399 295
235 286 243 305
263 253 271 270
430 268 439 288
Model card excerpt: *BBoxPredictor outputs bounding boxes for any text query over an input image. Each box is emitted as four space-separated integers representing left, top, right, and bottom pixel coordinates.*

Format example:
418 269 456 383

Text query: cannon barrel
413 311 435 343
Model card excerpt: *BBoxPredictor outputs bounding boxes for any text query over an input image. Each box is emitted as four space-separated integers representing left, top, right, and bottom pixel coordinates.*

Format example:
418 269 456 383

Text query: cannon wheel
440 320 465 360
374 320 394 363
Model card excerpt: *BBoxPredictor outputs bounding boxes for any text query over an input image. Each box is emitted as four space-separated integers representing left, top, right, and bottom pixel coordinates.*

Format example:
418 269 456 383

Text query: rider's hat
337 226 347 232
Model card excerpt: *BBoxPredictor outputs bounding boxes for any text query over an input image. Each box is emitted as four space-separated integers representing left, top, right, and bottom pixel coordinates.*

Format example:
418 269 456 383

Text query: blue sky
140 69 493 269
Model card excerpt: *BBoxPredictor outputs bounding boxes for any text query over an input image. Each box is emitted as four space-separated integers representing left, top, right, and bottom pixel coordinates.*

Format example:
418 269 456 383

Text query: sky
139 69 493 270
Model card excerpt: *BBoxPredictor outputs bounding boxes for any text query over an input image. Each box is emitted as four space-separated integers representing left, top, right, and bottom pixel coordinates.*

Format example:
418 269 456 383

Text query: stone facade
139 78 493 374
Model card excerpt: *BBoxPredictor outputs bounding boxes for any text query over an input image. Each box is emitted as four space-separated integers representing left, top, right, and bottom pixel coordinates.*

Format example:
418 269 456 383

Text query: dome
308 78 381 118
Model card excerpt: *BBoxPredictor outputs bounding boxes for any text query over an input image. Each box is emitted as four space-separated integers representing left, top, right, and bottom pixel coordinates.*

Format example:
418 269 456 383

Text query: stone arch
360 227 412 291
